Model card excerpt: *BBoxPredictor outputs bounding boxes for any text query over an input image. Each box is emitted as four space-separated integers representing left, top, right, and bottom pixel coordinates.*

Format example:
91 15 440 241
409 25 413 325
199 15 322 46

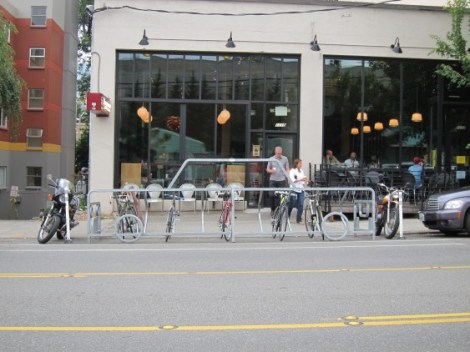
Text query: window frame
0 108 7 129
0 166 7 189
29 48 46 69
26 166 42 189
27 89 45 110
26 128 44 150
31 6 47 27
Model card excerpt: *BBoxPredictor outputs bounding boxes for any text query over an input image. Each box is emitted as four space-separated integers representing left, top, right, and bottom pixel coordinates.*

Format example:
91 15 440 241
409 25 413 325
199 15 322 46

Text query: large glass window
116 51 300 188
323 58 442 168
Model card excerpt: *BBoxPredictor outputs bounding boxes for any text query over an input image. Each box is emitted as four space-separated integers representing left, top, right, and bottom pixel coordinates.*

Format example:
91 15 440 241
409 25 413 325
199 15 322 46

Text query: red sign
86 92 111 117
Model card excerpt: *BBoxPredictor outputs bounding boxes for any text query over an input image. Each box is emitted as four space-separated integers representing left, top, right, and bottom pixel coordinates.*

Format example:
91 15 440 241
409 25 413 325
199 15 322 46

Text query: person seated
368 156 379 169
323 149 341 166
344 152 360 168
408 156 424 189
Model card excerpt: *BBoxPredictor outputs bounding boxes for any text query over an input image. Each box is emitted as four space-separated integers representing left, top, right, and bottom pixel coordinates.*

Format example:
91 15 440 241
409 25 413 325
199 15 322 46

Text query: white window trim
26 128 44 150
31 6 47 27
29 48 45 69
0 166 7 190
27 89 45 110
0 108 7 129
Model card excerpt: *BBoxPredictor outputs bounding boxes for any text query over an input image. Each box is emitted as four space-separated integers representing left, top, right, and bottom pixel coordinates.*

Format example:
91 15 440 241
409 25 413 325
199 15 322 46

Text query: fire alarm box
86 92 111 117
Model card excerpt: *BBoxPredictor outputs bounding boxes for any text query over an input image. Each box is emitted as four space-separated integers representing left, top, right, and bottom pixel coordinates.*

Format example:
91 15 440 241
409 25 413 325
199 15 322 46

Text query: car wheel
439 230 461 236
465 212 470 234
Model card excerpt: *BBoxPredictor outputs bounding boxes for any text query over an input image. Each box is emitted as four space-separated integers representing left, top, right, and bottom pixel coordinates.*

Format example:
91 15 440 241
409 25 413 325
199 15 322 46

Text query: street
1 236 469 351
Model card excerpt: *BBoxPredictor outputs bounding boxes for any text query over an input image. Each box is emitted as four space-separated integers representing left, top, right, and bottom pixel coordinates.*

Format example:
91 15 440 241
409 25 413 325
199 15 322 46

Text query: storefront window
323 58 443 168
116 51 300 188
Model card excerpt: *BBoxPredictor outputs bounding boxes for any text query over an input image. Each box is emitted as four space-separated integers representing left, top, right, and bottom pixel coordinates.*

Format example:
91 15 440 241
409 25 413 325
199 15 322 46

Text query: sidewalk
0 210 435 243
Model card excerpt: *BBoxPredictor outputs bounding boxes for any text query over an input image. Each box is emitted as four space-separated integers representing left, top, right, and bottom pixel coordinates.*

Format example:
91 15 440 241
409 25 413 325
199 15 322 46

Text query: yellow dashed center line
1 265 470 278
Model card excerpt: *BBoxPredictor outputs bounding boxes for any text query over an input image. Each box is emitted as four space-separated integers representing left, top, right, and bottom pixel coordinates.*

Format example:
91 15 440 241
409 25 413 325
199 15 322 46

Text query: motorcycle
375 183 401 239
37 174 79 244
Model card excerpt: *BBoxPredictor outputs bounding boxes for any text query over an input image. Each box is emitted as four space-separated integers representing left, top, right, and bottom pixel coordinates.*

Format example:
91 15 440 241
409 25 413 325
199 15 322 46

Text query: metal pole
360 61 365 184
398 190 404 239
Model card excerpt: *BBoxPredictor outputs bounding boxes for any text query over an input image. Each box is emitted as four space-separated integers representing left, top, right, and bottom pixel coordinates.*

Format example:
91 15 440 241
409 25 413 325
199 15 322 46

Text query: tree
0 12 26 139
75 0 94 172
431 0 470 88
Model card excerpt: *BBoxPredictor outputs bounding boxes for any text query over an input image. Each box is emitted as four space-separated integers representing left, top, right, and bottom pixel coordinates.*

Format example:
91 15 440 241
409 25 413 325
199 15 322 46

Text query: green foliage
75 125 89 172
0 12 26 140
75 0 93 172
431 0 470 88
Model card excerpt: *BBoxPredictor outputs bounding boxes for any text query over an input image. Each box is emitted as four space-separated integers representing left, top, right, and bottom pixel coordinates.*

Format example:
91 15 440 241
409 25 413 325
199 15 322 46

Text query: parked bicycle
304 189 349 241
304 190 325 240
218 190 233 241
271 190 290 241
111 189 143 243
165 192 179 242
375 183 402 239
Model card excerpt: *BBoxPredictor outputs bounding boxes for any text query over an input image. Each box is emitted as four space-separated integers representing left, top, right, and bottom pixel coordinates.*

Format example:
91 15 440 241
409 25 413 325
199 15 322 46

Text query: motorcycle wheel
384 204 400 239
375 210 384 237
37 214 61 244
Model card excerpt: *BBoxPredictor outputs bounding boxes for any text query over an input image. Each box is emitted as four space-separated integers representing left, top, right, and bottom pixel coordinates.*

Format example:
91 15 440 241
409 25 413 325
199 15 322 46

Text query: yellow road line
1 313 470 332
1 265 470 278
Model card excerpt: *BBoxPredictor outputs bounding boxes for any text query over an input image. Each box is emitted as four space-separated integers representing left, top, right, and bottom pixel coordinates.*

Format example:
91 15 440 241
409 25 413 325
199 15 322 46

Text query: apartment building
0 0 78 219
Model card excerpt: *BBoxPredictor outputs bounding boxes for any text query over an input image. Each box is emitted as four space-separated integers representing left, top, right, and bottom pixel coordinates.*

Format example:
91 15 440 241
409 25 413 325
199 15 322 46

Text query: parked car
419 187 470 235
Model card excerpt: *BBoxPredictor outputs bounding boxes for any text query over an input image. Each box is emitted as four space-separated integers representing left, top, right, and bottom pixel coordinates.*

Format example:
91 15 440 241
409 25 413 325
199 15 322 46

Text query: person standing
266 146 290 215
288 159 308 224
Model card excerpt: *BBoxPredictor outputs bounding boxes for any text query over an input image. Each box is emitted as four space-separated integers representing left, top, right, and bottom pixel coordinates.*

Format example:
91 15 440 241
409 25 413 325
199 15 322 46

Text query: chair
205 183 223 212
228 182 246 209
402 171 418 204
146 183 164 211
178 183 196 212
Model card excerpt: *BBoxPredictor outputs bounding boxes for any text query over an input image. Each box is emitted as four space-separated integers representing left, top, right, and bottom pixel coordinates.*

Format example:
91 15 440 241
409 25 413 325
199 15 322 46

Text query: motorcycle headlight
444 199 464 210
59 194 66 203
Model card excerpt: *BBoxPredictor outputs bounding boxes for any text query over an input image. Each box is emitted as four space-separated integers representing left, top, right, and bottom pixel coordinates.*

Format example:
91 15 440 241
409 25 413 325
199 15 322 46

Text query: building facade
0 0 78 219
87 0 470 212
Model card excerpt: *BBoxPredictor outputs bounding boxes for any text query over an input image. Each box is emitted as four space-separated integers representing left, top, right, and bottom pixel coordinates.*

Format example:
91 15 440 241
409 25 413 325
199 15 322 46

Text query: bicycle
165 191 179 242
218 190 233 241
304 190 325 240
271 190 290 241
112 190 144 243
304 189 349 241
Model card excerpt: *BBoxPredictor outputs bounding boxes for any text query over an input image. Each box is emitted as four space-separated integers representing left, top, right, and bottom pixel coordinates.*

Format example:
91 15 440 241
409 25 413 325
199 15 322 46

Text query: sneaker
296 221 304 225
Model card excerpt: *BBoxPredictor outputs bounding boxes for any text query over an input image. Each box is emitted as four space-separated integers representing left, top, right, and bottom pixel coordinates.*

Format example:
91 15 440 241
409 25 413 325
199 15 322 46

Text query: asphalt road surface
1 236 469 351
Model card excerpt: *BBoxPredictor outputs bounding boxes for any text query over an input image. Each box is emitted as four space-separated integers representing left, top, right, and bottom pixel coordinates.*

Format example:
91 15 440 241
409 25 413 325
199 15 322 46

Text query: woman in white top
288 159 308 224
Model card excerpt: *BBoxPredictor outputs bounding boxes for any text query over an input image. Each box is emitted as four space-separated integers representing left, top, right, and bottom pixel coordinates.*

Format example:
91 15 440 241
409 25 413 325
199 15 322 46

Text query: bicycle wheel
165 206 176 242
222 208 232 242
278 207 289 241
218 208 226 239
271 208 279 238
304 206 315 238
115 214 143 243
320 212 349 241
384 204 400 239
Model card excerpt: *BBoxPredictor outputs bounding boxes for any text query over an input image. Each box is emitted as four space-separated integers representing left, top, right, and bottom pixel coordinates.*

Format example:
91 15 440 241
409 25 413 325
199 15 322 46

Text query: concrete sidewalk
0 209 436 243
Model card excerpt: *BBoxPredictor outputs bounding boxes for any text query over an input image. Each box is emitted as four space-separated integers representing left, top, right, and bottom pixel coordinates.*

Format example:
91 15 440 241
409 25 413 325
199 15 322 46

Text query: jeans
269 180 287 211
288 191 304 223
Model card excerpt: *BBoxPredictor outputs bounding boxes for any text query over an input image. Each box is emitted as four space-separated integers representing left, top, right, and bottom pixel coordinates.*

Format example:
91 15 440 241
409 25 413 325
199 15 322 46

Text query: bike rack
86 159 378 243
353 199 376 237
